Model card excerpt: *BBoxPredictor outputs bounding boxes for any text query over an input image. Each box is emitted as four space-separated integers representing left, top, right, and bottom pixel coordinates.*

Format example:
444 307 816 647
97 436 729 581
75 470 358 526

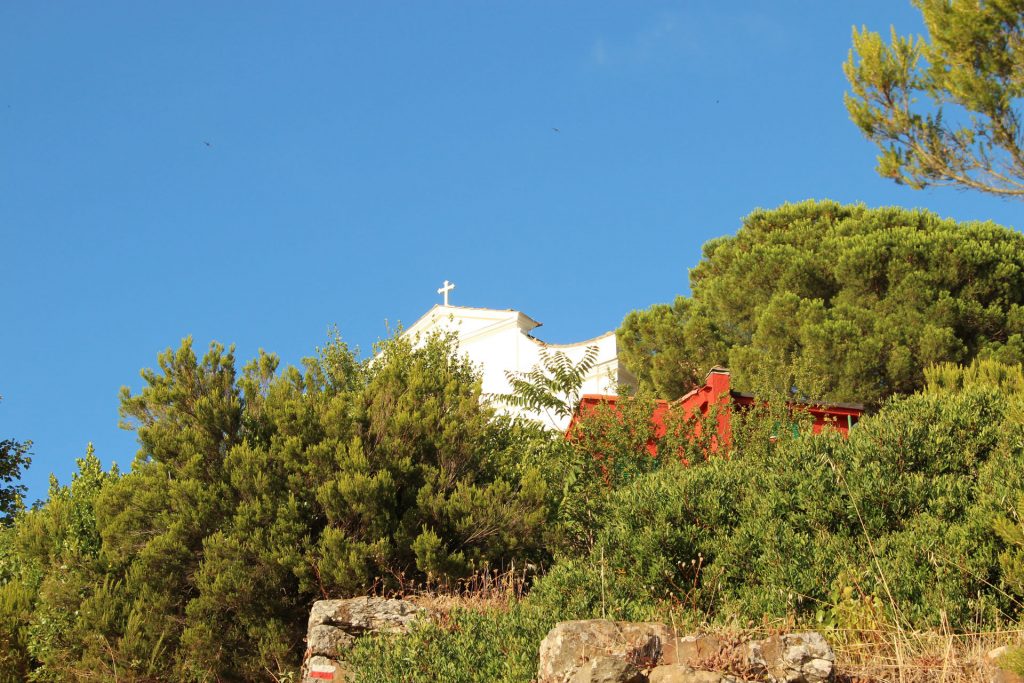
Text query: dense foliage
3 199 1024 681
0 399 31 526
533 359 1024 630
342 359 1024 682
0 332 559 682
4 338 1024 682
618 201 1024 405
845 0 1024 198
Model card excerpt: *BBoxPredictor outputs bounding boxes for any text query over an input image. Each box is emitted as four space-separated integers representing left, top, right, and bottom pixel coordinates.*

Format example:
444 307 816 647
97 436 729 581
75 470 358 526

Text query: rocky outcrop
538 620 675 681
537 620 835 683
647 667 735 683
301 597 430 683
988 646 1024 683
747 632 834 683
569 656 647 683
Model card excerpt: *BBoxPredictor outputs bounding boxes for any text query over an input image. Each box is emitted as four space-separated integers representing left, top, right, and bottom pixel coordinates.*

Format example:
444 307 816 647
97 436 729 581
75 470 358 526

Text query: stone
990 646 1012 662
537 620 675 683
301 654 352 683
660 635 725 668
305 597 427 658
302 597 429 682
568 655 647 683
747 632 834 683
307 624 354 659
648 665 693 683
647 665 731 683
987 646 1024 683
307 597 425 646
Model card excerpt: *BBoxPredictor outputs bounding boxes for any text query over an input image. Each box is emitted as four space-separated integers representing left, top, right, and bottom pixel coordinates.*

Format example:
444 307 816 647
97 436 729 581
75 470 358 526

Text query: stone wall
537 620 835 683
301 601 1022 683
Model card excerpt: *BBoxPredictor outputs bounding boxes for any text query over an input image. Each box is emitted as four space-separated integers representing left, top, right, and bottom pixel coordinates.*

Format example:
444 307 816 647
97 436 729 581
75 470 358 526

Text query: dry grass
368 565 533 614
828 626 1024 683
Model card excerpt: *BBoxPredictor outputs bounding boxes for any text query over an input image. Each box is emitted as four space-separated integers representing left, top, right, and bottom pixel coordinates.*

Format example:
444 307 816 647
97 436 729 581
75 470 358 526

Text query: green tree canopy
618 200 1024 405
844 0 1024 197
0 331 561 682
0 399 30 526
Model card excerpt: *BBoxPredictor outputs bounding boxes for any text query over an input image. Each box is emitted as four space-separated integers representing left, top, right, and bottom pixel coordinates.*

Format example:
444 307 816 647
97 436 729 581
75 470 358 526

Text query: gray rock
537 620 674 683
660 635 724 668
568 656 647 683
307 597 425 643
648 666 728 683
747 632 834 683
987 646 1024 683
302 597 428 681
307 624 354 659
990 646 1012 663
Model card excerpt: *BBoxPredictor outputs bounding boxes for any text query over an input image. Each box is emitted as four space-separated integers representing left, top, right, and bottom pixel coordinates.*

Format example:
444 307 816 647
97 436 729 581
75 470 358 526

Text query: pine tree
619 200 1024 406
845 0 1024 197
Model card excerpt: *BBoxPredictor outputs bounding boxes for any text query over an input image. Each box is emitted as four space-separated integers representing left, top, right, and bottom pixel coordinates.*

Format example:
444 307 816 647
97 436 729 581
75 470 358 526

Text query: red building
568 367 864 454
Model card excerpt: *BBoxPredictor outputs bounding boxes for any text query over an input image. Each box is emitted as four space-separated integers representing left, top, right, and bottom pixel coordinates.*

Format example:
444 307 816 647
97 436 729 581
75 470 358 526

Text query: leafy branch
492 345 600 422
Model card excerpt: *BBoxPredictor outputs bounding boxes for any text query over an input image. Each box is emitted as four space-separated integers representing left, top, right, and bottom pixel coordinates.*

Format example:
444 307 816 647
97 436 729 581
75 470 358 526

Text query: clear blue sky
2 2 1020 503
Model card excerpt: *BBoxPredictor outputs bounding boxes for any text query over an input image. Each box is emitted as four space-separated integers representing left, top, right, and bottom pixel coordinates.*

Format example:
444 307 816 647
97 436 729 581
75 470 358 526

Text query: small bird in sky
551 127 560 133
203 141 212 147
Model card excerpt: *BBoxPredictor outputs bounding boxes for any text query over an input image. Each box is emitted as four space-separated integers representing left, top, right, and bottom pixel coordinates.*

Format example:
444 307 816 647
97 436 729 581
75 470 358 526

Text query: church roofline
404 304 543 335
526 329 615 349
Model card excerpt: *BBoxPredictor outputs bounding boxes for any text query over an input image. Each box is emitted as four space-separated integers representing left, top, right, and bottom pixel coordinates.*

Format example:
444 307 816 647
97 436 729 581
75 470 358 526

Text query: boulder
539 621 835 683
307 624 354 658
302 597 429 682
747 632 834 683
648 666 733 683
537 620 675 683
660 635 726 668
307 597 425 652
987 646 1024 683
568 655 647 683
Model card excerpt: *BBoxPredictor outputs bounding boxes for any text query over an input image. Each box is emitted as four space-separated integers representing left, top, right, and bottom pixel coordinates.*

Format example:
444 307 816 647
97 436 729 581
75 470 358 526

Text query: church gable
405 304 537 344
402 284 633 430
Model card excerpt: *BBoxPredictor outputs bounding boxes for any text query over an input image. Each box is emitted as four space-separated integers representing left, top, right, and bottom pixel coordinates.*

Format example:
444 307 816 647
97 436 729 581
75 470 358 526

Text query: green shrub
0 576 33 683
532 456 742 622
344 604 554 683
533 373 1024 630
0 331 567 682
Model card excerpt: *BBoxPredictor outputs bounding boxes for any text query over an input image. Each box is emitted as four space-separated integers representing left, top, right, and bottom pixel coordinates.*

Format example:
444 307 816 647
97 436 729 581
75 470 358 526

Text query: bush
344 604 554 683
0 331 567 682
532 370 1024 630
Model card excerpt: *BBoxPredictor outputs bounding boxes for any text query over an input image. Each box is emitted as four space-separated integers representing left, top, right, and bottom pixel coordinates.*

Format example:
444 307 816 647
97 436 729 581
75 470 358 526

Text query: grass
338 567 1024 683
831 626 1024 683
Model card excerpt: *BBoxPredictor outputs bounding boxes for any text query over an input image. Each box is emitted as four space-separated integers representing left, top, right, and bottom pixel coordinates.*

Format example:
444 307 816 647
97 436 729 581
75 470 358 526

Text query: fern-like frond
491 345 602 422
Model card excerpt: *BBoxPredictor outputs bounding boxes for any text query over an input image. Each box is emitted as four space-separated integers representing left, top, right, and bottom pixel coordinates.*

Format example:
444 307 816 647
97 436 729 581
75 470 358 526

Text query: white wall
404 305 635 430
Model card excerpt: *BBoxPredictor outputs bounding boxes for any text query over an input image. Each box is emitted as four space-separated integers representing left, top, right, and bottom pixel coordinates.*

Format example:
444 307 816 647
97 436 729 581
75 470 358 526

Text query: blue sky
2 2 1021 503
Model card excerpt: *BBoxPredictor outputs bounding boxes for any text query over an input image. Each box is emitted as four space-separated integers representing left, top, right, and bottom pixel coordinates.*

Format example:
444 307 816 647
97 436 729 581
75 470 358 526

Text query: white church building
403 281 636 430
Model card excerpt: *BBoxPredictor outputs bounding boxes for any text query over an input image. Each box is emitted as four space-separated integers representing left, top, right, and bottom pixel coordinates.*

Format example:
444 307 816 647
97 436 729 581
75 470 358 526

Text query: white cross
437 280 455 306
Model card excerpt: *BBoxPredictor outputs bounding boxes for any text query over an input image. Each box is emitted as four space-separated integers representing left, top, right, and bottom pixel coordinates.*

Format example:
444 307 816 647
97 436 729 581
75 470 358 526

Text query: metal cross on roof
437 280 455 306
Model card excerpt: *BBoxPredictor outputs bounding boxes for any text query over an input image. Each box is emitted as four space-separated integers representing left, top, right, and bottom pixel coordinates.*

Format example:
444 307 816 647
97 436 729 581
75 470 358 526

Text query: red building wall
567 368 864 456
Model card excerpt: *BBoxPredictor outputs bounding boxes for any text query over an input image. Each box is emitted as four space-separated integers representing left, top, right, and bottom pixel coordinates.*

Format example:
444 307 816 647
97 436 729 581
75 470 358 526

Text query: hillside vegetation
619 201 1024 404
3 201 1024 682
